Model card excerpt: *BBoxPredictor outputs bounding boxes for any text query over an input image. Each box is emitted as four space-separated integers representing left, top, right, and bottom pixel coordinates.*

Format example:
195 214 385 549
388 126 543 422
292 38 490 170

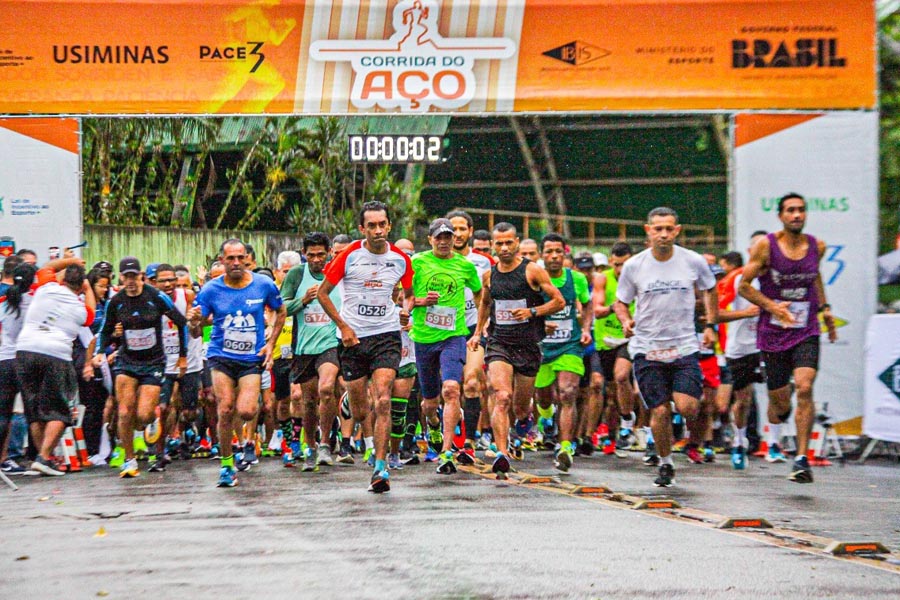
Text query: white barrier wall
864 315 900 443
732 112 879 428
0 118 81 265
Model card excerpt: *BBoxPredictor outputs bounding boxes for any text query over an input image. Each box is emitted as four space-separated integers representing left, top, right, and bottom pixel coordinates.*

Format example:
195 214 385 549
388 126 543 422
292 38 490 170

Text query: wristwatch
530 307 538 317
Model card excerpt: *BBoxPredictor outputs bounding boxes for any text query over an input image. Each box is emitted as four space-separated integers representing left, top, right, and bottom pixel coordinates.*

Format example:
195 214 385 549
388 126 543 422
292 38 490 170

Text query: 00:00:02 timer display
348 134 445 163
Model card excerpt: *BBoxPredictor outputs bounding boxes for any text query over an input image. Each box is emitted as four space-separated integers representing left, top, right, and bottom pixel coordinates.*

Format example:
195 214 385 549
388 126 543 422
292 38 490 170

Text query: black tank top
489 258 545 344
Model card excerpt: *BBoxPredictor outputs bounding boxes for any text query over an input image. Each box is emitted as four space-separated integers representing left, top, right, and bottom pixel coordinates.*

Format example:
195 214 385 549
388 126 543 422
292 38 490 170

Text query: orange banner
514 0 876 111
0 0 876 115
0 0 306 114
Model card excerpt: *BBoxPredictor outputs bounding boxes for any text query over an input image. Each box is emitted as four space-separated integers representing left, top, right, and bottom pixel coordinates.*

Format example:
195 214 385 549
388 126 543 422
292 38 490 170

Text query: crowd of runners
0 194 836 492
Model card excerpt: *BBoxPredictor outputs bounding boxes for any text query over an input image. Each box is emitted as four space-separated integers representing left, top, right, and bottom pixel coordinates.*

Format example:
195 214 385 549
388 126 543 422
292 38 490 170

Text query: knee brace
391 397 408 439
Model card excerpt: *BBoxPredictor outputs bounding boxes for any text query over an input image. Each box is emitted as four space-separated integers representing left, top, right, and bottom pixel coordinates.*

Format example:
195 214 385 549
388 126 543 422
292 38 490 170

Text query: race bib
304 304 332 327
223 328 256 355
495 299 527 326
125 328 157 351
425 305 457 331
544 319 573 343
162 329 180 357
465 298 477 312
357 304 388 317
645 347 682 363
772 301 810 329
280 344 293 360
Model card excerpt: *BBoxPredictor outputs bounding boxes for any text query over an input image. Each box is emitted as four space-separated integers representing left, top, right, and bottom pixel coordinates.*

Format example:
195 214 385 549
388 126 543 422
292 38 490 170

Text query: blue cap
145 262 161 279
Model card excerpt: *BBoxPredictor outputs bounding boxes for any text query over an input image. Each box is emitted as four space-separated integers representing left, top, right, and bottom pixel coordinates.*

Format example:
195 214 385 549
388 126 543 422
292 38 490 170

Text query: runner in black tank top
468 222 564 477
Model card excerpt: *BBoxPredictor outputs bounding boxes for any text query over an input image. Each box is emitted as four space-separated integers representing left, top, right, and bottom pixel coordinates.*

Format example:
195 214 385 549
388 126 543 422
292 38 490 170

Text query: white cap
593 252 608 267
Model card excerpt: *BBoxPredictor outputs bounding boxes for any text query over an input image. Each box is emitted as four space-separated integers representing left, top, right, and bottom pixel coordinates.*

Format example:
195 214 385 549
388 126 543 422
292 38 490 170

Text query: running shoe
88 454 108 467
208 443 220 459
731 446 747 470
672 438 689 453
108 446 125 469
282 448 296 467
509 442 524 461
703 446 716 463
788 456 814 483
119 458 140 478
766 444 788 463
476 432 493 451
654 463 675 487
217 465 237 487
427 424 443 448
484 443 498 459
576 437 595 457
456 444 476 465
316 445 334 467
236 453 252 472
148 454 171 472
29 456 65 477
166 438 181 457
388 453 404 470
643 441 659 467
1 459 26 474
686 445 704 464
602 439 616 456
336 446 355 465
491 453 510 475
400 449 420 466
242 442 259 465
554 448 573 473
133 435 148 457
592 423 610 449
368 469 390 493
302 448 318 472
436 451 457 475
617 427 636 450
363 448 375 467
424 447 439 462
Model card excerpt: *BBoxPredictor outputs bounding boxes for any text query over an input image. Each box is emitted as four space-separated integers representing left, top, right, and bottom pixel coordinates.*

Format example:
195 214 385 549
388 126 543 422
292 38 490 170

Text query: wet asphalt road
2 448 899 599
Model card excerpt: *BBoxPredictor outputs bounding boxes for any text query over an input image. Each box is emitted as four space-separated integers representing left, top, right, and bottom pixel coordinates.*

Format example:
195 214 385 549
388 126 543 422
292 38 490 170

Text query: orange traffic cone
753 424 770 457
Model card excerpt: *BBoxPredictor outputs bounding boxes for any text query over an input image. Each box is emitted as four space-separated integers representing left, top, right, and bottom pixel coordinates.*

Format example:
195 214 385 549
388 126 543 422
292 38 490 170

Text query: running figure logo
310 0 516 111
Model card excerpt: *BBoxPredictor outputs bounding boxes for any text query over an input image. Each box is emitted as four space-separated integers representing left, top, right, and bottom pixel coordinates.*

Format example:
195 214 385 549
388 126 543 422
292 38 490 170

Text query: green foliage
82 116 428 238
881 14 900 253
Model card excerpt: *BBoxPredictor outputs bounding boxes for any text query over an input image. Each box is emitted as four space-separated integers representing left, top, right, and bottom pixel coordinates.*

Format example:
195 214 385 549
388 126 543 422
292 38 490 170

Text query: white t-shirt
724 273 760 360
16 283 91 361
463 250 492 328
162 288 204 374
323 240 413 340
0 292 33 361
616 246 716 359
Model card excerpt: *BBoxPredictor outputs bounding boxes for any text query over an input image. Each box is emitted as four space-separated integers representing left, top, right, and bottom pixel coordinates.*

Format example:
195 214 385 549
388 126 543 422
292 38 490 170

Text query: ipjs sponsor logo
310 0 515 111
760 196 849 212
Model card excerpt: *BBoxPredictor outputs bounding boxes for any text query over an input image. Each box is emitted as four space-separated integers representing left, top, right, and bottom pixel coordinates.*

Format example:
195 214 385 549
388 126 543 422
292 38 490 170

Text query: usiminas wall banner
0 0 876 115
0 119 81 265
732 112 879 429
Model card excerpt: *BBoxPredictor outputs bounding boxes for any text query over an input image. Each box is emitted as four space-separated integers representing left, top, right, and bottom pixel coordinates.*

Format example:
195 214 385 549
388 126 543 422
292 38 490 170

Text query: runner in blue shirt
192 238 286 488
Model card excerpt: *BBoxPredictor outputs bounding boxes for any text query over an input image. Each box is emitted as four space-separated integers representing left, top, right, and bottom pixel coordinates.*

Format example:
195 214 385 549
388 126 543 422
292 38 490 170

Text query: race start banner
732 112 879 430
0 118 82 265
0 0 876 115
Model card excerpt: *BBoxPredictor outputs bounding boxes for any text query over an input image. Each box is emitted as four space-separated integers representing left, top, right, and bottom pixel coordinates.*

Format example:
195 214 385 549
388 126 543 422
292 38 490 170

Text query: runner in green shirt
535 233 593 472
410 218 482 475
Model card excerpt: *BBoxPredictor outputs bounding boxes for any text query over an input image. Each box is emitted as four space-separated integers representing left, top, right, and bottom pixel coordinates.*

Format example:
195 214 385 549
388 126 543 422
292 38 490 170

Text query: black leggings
78 375 108 456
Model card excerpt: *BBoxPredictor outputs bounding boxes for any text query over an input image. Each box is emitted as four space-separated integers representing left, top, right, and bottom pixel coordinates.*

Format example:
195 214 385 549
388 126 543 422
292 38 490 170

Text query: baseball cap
144 262 161 279
709 263 726 278
119 256 142 274
92 260 113 273
429 218 454 237
574 251 594 269
593 252 609 268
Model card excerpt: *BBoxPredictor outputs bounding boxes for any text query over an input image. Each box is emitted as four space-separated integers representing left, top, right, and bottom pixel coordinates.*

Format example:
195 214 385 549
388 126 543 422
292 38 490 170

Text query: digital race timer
348 134 446 164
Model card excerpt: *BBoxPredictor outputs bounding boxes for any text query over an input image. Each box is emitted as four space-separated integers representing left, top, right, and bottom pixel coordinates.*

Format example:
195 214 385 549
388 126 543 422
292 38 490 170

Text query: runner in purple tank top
739 193 837 484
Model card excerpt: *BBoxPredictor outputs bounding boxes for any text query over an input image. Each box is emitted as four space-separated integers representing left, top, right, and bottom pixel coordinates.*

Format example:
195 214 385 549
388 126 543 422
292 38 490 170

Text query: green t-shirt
542 268 591 361
410 251 481 344
551 269 590 305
